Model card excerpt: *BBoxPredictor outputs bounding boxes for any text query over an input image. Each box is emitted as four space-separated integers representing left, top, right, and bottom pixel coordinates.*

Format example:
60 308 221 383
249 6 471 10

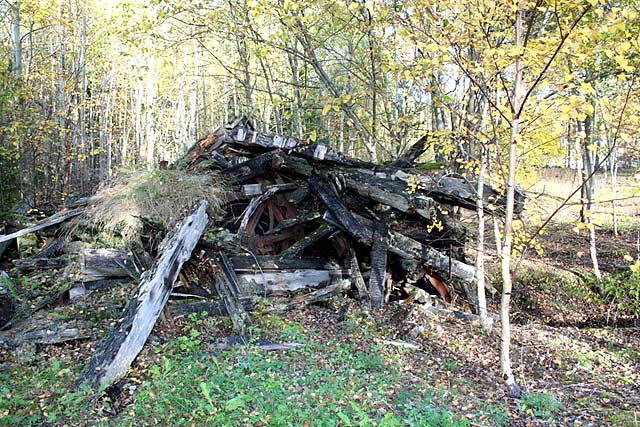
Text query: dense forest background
2 0 639 211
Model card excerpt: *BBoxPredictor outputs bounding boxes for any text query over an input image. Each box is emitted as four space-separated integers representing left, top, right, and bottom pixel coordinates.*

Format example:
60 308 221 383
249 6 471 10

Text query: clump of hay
85 169 228 243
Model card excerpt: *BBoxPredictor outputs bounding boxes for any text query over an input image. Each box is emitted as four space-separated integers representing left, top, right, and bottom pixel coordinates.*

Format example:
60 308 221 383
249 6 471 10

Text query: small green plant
600 270 640 317
519 392 561 421
479 403 510 427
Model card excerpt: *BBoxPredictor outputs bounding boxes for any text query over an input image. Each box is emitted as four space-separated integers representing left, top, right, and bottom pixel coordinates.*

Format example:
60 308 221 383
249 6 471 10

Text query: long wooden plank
229 255 340 272
237 269 349 295
0 208 84 244
79 201 209 389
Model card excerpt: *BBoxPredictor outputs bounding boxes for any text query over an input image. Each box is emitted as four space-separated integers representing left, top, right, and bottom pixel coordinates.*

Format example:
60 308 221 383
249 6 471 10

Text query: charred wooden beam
79 200 209 389
390 133 430 168
336 169 434 220
264 211 321 236
293 143 375 169
228 150 287 183
278 224 335 259
347 247 369 305
308 173 371 242
212 252 250 333
324 211 475 283
369 221 388 308
0 272 17 329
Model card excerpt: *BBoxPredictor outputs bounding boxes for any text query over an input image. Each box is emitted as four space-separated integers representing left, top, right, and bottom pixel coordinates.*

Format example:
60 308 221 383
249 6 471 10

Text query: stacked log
181 116 515 308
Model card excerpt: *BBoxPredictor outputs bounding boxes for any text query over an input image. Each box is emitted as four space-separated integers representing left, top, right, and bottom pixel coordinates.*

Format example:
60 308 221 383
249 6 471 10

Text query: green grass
518 392 561 422
0 312 485 427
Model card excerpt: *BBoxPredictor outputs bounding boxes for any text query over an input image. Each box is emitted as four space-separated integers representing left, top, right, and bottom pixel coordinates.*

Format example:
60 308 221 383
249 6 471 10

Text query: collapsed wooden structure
0 116 517 389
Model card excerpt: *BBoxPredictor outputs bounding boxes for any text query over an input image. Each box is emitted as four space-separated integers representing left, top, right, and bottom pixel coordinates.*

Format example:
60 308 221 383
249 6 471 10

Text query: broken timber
79 200 209 389
0 208 84 244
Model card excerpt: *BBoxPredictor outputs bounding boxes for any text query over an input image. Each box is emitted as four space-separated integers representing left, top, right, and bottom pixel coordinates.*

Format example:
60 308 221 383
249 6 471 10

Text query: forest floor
1 169 639 426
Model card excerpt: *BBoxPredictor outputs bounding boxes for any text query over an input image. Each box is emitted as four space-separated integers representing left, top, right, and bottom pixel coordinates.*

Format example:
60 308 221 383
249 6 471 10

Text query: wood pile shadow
0 116 518 390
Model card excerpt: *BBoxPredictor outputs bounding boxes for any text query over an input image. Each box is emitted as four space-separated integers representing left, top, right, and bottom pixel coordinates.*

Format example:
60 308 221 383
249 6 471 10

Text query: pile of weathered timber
178 116 512 306
0 116 516 389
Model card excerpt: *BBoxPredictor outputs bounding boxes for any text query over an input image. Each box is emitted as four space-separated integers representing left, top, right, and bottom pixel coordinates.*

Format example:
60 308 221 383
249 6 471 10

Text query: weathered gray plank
79 201 209 389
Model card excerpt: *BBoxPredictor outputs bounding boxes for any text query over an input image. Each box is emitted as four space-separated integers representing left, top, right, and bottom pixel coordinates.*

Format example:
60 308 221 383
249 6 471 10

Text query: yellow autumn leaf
579 82 594 95
615 54 635 72
322 104 332 116
631 261 640 273
308 130 317 143
617 41 631 53
623 254 634 262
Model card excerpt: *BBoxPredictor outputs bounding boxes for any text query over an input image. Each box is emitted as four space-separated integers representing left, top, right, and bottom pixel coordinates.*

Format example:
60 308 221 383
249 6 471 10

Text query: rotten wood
79 248 136 282
79 200 209 389
347 247 369 305
278 224 335 259
0 318 84 347
0 208 84 244
274 279 351 311
13 257 67 271
390 133 430 168
212 252 250 333
229 255 340 272
237 269 349 296
0 272 17 328
369 221 388 308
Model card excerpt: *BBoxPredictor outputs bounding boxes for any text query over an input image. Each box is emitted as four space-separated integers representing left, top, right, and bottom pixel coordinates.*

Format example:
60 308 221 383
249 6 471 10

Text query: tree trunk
11 2 22 77
500 0 523 398
476 143 489 329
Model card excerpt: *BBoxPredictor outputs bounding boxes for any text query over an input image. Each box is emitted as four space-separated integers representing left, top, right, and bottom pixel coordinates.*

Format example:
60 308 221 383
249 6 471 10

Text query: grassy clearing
0 310 487 427
1 292 637 427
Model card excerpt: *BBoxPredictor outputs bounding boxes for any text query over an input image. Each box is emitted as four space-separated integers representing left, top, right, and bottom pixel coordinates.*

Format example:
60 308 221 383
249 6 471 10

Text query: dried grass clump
85 169 228 242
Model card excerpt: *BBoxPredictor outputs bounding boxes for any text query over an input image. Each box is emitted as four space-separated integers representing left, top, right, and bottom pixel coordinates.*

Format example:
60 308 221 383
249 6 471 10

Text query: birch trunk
476 143 489 330
11 2 22 77
500 0 523 398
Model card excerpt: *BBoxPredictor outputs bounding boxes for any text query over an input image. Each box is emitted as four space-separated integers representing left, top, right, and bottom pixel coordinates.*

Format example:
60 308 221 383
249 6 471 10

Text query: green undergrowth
0 311 513 427
118 313 476 427
504 261 640 325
